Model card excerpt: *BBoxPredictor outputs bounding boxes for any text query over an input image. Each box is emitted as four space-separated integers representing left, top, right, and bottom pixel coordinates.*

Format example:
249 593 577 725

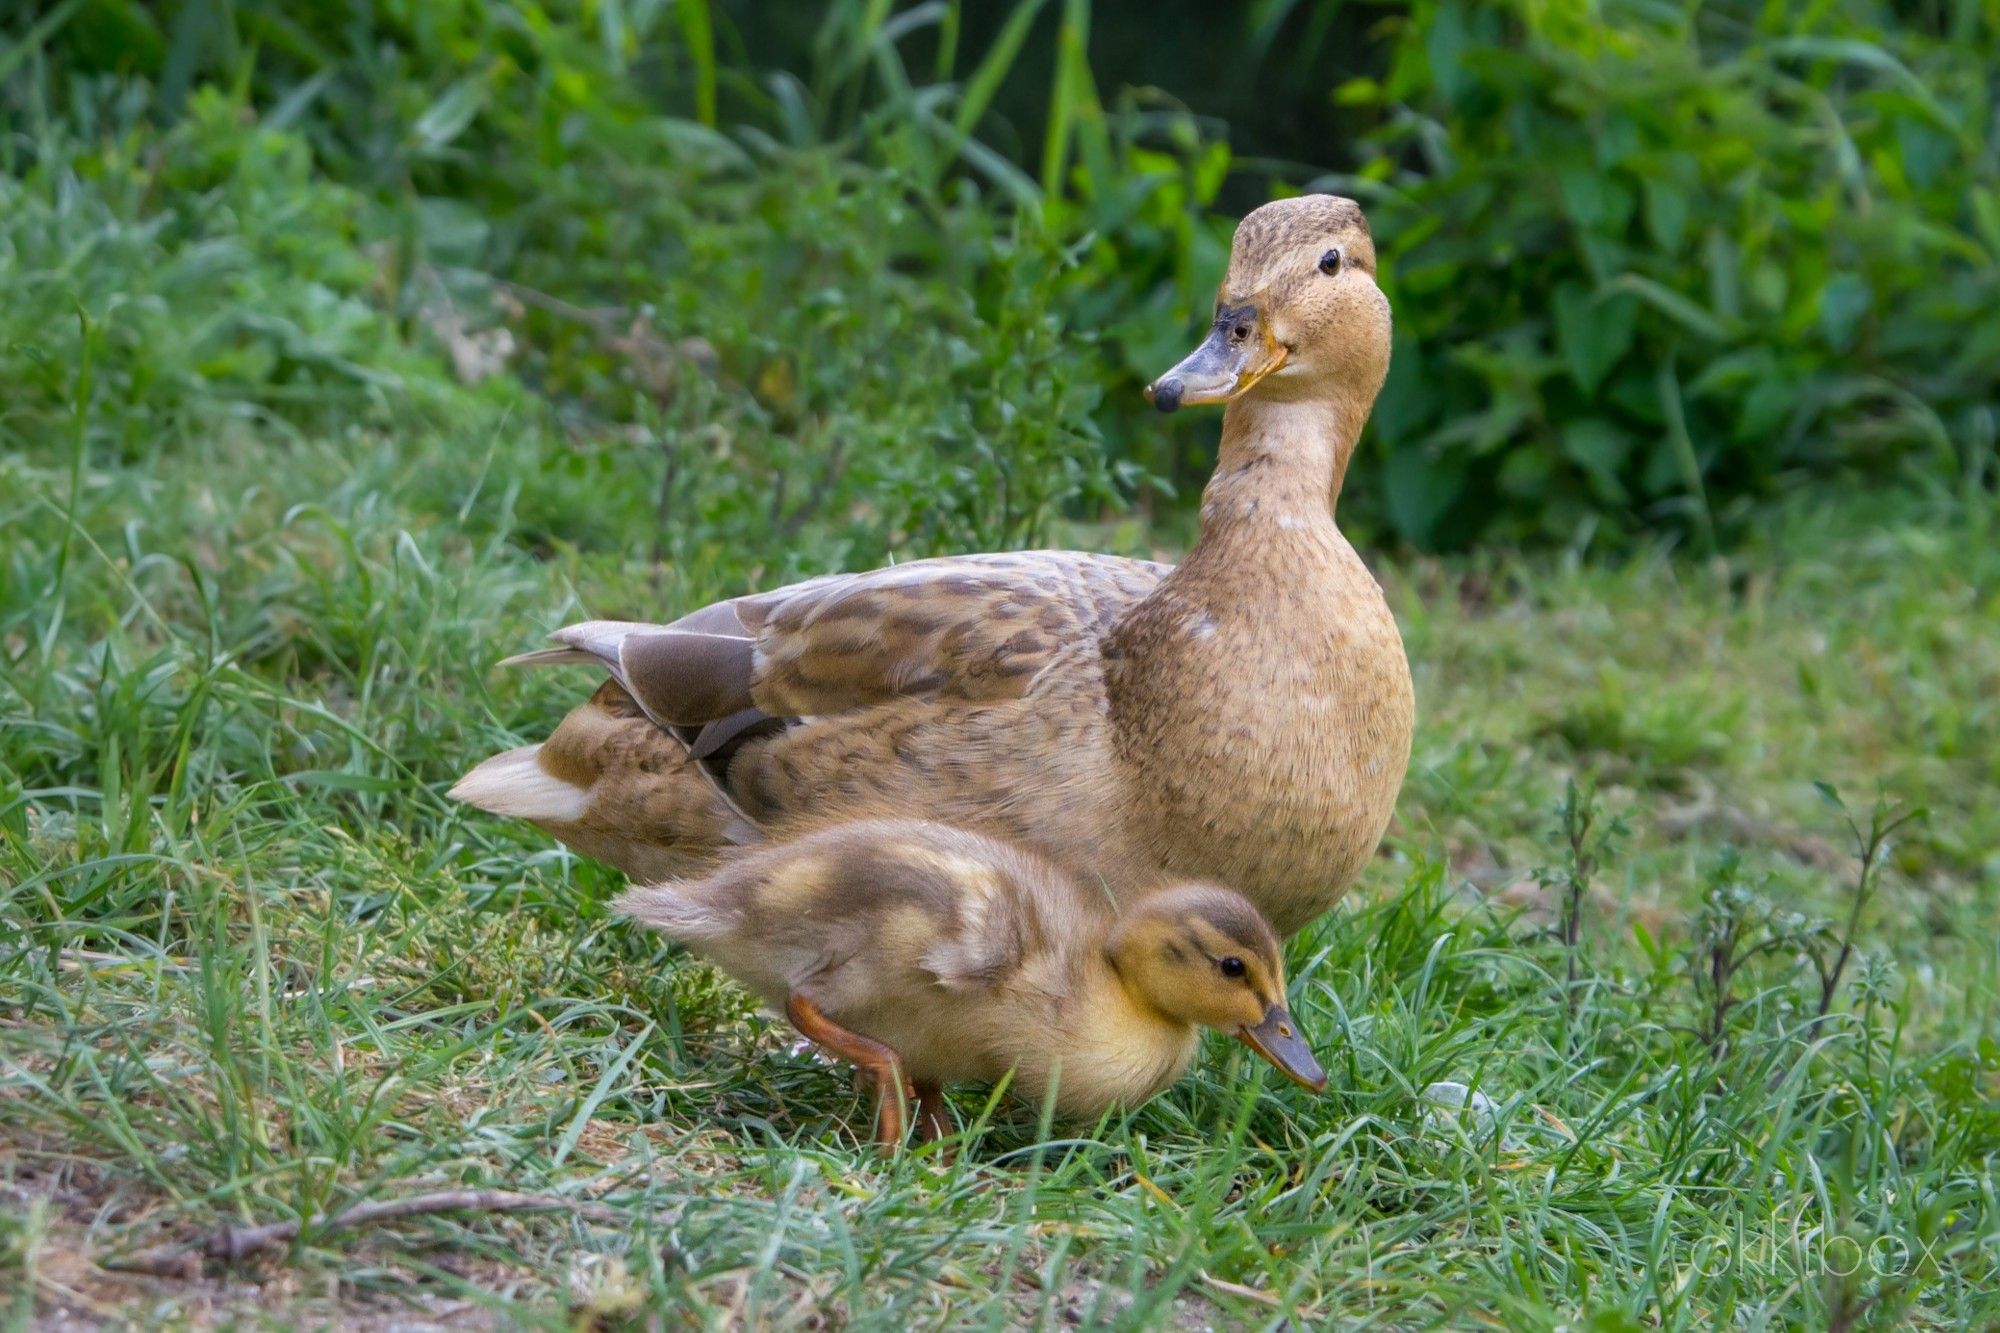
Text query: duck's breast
1104 524 1413 932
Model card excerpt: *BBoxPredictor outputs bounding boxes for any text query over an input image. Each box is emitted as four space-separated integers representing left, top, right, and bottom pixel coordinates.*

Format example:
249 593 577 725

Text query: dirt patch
1 1141 531 1329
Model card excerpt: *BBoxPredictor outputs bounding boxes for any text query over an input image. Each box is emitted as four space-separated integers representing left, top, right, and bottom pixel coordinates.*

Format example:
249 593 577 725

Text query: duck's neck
1196 392 1362 531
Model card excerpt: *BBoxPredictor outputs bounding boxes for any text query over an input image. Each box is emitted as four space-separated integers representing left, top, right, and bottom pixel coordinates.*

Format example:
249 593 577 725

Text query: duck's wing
471 551 1165 847
737 550 1168 716
514 550 1169 734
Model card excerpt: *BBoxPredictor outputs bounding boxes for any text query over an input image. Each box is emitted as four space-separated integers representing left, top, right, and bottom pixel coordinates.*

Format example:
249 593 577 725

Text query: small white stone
1421 1081 1499 1127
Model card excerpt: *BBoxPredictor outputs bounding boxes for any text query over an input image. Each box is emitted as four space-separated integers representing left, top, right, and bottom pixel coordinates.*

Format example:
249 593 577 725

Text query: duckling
614 819 1325 1145
457 193 1412 935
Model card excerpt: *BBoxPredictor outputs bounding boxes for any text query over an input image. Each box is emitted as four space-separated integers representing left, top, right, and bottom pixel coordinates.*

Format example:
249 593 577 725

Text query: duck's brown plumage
453 195 1414 933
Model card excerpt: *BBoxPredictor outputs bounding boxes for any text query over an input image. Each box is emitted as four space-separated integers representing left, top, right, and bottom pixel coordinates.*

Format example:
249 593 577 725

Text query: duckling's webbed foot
784 992 913 1149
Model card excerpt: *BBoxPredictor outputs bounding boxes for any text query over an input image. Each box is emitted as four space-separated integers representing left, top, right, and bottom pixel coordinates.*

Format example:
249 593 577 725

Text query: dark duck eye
1318 249 1342 276
1219 956 1247 979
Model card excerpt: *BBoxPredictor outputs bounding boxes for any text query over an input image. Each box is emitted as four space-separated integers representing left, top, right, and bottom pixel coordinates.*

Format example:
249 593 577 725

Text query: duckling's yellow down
615 819 1321 1132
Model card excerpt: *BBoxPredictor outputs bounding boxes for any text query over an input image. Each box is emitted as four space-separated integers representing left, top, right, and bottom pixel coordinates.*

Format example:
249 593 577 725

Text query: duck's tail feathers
447 744 590 824
497 646 600 669
496 619 756 730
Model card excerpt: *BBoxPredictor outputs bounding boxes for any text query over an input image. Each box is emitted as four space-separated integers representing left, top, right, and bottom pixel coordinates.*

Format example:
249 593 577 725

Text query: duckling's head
1107 884 1327 1091
1147 194 1388 414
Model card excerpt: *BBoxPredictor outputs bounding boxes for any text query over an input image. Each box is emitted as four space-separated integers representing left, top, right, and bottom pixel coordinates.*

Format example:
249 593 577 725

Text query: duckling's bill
1146 301 1289 413
1237 1005 1327 1091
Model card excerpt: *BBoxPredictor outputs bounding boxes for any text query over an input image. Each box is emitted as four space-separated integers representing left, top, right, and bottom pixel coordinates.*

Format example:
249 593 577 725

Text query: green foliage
14 0 2000 553
2 53 1138 576
1342 0 2000 547
0 87 409 458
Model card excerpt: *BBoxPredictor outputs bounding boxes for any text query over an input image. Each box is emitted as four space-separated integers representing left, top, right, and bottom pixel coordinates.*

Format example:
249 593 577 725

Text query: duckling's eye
1218 956 1247 979
1318 249 1343 277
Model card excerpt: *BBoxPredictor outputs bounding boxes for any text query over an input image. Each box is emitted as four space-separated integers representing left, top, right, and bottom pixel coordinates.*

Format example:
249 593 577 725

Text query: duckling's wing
906 834 1061 994
917 900 1029 993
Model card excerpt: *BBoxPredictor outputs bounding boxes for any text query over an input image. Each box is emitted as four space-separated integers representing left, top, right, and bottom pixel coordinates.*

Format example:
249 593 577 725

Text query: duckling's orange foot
868 1073 918 1148
914 1082 953 1143
784 992 913 1151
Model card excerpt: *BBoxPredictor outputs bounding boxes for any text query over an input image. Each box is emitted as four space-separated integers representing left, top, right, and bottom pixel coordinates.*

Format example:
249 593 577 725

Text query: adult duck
453 195 1413 934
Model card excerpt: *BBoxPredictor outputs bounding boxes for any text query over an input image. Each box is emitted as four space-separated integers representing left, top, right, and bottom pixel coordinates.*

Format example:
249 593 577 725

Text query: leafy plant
1540 776 1623 1016
2 16 1150 573
1336 0 2000 548
1678 787 1926 1061
29 1 1995 553
1808 784 1925 1023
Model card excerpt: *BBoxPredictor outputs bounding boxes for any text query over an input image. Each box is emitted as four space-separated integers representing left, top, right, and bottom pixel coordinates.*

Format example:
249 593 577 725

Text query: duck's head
1107 884 1327 1091
1147 194 1389 414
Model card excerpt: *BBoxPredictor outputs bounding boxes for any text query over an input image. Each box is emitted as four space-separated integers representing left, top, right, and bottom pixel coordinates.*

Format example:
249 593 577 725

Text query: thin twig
1555 779 1599 1016
1198 1271 1321 1321
777 436 850 540
653 425 683 566
488 277 651 345
105 1189 663 1277
1814 799 1921 1020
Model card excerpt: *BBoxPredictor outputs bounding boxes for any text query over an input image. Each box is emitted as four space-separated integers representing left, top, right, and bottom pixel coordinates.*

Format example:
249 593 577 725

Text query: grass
4 398 1997 1326
3 44 1998 1333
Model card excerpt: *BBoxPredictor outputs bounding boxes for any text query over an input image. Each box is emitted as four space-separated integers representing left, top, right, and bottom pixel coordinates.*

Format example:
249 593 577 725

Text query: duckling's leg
913 1083 953 1143
784 993 913 1147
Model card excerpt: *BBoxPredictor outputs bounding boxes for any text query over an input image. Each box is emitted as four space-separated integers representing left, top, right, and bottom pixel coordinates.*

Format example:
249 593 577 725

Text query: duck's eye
1318 249 1343 277
1218 956 1247 979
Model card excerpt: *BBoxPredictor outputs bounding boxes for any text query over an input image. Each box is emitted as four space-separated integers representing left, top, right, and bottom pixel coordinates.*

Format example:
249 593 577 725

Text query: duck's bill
1145 302 1289 413
1237 1005 1327 1091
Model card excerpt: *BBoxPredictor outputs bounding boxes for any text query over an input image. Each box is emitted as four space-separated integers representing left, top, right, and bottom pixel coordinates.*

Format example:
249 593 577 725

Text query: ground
2 413 1997 1328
